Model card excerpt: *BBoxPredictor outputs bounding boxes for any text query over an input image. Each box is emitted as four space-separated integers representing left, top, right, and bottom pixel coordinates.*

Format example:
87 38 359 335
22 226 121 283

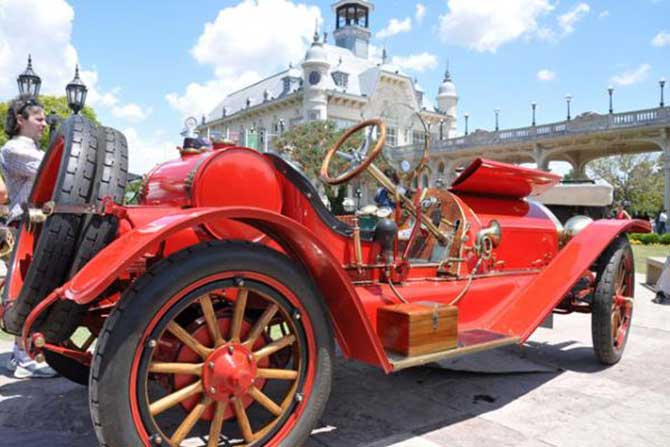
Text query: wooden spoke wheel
90 242 333 447
592 236 635 365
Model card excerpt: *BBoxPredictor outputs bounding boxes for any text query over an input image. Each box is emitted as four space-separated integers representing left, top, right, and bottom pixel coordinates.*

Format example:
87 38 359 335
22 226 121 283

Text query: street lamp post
608 86 614 114
531 101 537 127
565 95 572 121
355 187 362 209
464 113 469 136
65 65 88 114
494 108 500 131
17 54 42 97
660 78 666 108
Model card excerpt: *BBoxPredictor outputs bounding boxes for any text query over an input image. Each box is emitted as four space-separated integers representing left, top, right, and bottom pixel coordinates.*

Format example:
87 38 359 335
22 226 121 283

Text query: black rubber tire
591 236 634 365
42 127 129 344
89 241 334 447
2 115 98 335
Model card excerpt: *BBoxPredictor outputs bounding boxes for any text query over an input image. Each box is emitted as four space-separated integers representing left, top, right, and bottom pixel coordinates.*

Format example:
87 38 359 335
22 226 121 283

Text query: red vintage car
0 116 650 447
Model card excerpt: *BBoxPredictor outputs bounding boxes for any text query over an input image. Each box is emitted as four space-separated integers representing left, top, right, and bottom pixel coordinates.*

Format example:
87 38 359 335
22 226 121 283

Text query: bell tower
332 1 374 59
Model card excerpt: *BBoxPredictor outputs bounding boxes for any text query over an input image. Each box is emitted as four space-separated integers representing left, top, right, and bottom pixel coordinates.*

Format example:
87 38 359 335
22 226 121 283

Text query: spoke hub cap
203 343 257 401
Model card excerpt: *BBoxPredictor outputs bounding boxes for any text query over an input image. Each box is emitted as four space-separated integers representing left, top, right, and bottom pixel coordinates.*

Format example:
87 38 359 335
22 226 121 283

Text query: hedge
629 233 670 245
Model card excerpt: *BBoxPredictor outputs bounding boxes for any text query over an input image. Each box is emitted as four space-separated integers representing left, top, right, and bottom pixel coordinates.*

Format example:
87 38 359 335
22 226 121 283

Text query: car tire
591 236 635 365
90 241 333 447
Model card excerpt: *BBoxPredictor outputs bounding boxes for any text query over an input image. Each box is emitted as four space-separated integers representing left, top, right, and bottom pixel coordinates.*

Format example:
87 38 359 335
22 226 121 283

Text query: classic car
0 115 650 446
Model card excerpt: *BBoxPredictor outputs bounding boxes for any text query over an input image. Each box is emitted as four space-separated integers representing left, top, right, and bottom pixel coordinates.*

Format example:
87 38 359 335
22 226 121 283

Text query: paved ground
1 274 668 447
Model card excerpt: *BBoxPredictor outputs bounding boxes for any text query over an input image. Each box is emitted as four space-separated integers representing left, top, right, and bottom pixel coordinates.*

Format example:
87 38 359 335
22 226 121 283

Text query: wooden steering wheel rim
319 118 387 185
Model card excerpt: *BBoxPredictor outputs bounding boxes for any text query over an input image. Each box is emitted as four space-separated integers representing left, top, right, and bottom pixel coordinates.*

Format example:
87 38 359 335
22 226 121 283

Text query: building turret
332 0 374 59
436 63 458 137
302 31 330 121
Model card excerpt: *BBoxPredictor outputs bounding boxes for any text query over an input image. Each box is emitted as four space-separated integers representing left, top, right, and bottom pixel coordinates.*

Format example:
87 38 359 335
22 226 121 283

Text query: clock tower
302 31 330 121
332 1 373 59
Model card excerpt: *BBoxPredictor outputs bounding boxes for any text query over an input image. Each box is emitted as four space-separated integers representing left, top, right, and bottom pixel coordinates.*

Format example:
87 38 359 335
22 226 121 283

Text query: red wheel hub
203 343 257 401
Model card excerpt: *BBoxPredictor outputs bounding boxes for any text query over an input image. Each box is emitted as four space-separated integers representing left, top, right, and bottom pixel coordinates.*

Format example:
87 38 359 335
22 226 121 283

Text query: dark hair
4 94 44 138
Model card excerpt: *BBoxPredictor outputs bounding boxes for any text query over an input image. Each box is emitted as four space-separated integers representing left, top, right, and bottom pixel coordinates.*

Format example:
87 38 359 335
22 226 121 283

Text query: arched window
438 162 445 175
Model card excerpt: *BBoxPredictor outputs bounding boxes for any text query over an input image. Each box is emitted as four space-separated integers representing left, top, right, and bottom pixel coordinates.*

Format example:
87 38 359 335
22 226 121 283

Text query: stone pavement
1 274 668 447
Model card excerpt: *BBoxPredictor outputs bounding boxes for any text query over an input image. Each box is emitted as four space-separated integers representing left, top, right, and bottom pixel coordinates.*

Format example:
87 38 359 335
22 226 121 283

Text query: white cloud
610 64 651 87
376 17 412 39
122 127 177 175
167 0 322 117
112 104 152 122
415 4 427 24
599 10 610 19
438 0 554 53
558 3 590 35
390 53 438 72
537 69 556 81
652 31 670 47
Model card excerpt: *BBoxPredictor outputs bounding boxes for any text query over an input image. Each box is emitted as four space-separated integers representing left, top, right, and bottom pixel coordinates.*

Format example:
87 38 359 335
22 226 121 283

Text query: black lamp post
439 119 445 140
66 65 88 114
494 108 500 131
17 54 41 97
464 113 469 136
565 95 572 121
660 78 666 108
608 86 614 114
531 101 537 127
355 187 362 209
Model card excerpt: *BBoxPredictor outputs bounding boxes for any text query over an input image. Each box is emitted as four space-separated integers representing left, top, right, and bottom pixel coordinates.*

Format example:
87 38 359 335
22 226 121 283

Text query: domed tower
332 0 374 59
436 63 458 137
302 31 330 121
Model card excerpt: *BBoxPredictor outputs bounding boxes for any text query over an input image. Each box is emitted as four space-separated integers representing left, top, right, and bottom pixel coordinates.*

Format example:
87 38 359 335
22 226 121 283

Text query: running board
387 329 520 371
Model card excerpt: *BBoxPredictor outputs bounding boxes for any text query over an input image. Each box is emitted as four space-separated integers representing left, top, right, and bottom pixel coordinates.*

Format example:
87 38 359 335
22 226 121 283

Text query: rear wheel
90 241 333 447
592 236 634 365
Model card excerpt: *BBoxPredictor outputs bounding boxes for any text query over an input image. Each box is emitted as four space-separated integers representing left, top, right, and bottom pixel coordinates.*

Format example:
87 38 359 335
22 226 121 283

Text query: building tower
332 0 374 59
436 63 458 137
302 31 330 121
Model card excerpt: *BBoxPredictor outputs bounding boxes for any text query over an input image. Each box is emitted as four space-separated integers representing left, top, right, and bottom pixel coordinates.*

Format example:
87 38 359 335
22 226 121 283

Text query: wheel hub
203 343 257 401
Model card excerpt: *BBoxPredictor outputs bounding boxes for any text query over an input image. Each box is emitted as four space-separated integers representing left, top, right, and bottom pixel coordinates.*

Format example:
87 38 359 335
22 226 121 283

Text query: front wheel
591 236 635 365
90 241 333 447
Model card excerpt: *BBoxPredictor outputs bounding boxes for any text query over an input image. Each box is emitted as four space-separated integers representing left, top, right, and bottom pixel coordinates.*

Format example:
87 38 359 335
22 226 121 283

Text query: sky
0 0 668 174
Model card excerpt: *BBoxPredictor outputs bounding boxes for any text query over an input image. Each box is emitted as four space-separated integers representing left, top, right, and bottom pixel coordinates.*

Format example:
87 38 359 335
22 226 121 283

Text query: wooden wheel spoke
248 386 283 416
207 401 227 447
149 362 203 376
230 287 248 342
256 368 299 380
233 397 255 442
167 321 213 359
200 294 224 347
150 381 203 416
243 304 279 349
253 335 296 361
171 397 212 446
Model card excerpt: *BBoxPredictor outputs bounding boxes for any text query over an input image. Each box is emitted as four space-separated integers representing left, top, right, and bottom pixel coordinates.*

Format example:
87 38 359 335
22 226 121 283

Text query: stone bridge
392 106 670 212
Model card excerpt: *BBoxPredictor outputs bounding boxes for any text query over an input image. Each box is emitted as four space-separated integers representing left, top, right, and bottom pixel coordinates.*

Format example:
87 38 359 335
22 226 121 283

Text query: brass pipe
352 217 363 272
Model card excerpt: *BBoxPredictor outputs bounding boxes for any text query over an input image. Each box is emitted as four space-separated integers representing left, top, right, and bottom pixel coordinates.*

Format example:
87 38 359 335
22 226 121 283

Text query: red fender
485 219 651 341
63 206 390 369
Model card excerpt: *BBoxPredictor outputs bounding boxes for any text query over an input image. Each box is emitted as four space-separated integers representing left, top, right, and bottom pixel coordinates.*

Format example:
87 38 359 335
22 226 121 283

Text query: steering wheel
319 119 386 185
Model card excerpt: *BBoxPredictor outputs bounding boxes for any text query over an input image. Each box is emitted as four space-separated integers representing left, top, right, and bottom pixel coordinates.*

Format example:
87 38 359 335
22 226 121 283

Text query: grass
632 244 669 275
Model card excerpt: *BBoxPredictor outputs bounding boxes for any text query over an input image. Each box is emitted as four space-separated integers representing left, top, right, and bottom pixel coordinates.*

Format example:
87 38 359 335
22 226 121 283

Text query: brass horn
475 220 502 258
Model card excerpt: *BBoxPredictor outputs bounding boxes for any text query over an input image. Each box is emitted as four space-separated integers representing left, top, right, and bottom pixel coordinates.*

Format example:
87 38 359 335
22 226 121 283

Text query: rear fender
486 219 651 341
63 206 390 369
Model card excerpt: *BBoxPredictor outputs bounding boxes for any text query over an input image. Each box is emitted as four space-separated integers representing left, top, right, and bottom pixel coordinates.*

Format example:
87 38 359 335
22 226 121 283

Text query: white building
201 0 458 155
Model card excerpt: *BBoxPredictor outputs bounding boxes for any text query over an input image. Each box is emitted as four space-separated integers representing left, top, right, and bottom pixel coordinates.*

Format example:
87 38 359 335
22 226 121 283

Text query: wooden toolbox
377 302 458 356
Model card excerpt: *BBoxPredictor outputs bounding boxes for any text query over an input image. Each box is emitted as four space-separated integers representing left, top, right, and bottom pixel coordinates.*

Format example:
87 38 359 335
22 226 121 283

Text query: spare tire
41 126 129 343
2 115 98 336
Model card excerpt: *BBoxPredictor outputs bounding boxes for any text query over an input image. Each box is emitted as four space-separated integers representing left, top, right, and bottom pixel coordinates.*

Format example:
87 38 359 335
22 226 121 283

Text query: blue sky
1 0 668 173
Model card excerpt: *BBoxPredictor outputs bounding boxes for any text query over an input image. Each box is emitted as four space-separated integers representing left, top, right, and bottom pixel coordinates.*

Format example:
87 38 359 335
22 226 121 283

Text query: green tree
272 120 358 215
587 153 663 217
0 95 98 149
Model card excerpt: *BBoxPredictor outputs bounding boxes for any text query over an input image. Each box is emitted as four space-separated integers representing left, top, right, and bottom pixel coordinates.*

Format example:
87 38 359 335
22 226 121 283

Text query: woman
0 94 56 379
615 203 631 220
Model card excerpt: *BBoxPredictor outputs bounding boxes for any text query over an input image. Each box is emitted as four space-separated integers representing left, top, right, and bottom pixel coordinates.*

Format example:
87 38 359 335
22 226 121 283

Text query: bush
629 233 670 245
